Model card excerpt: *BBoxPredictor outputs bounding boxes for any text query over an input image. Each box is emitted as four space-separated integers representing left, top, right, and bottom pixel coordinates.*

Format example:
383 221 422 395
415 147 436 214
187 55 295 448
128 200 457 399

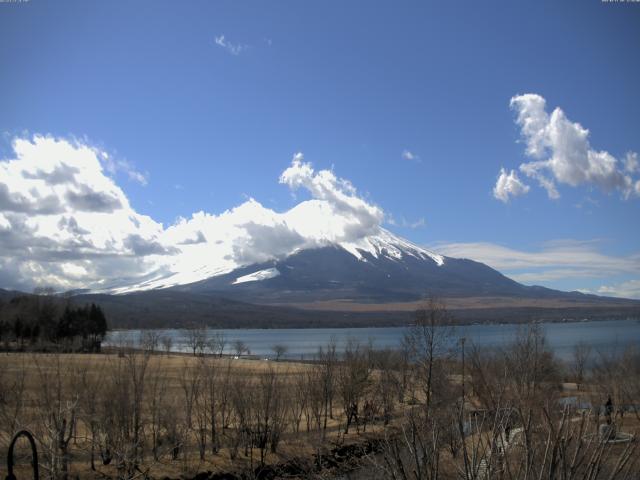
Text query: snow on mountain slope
109 219 445 294
343 228 444 266
232 268 280 285
2 142 453 295
93 155 445 295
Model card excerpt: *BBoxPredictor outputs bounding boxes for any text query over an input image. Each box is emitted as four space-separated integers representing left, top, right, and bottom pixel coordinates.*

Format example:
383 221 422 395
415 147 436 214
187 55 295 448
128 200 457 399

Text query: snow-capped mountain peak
340 228 444 266
111 223 444 294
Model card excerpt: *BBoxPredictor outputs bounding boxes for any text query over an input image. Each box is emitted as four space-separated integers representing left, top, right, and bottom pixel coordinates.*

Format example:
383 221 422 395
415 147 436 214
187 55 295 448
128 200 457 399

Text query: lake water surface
105 318 640 361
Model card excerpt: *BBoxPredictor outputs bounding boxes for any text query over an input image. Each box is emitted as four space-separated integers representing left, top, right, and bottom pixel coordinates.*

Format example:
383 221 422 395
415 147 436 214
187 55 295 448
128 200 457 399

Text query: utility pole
460 336 466 405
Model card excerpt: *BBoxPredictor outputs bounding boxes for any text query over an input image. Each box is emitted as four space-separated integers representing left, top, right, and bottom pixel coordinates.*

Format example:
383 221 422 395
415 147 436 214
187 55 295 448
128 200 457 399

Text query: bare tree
218 359 234 432
186 326 207 356
178 358 201 430
207 332 226 357
200 355 220 454
139 330 160 354
572 341 592 386
78 359 105 471
373 348 398 425
159 399 185 461
34 355 78 480
161 335 173 355
305 367 325 433
233 340 249 357
98 351 151 479
317 338 337 438
148 357 168 461
193 362 208 461
3 313 639 480
126 350 150 470
229 374 250 461
289 370 309 433
251 366 289 465
379 322 639 480
405 297 454 410
0 355 27 450
619 346 640 420
337 339 371 434
376 299 458 479
271 343 288 361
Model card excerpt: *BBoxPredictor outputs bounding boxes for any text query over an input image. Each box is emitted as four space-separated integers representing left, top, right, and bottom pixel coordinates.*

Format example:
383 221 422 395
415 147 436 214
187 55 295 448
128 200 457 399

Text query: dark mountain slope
174 245 600 304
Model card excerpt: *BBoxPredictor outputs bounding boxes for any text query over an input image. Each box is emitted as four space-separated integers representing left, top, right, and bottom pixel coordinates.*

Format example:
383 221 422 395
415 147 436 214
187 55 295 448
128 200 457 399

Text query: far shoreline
106 314 640 332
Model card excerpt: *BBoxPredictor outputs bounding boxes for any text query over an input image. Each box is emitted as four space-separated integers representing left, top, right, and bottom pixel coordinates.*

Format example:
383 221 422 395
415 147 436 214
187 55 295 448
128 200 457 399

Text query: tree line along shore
0 292 107 352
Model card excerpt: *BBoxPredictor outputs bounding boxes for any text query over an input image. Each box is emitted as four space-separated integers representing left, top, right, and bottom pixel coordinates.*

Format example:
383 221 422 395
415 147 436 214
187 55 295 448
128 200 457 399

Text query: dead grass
0 351 379 479
277 296 638 312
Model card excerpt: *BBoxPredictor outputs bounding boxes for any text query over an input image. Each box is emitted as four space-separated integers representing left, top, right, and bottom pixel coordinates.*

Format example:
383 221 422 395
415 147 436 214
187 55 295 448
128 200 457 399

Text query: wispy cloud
401 150 420 162
430 239 640 297
596 279 640 299
214 35 248 55
102 153 148 186
432 239 639 274
387 214 426 229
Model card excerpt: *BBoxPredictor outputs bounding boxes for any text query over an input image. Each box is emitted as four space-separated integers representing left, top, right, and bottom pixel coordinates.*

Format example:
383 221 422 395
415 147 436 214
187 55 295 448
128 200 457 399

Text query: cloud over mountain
0 136 387 292
0 136 172 291
279 153 384 242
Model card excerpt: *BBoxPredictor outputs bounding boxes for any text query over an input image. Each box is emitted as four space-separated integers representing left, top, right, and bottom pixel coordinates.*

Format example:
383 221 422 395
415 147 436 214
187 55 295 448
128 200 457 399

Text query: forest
0 291 108 352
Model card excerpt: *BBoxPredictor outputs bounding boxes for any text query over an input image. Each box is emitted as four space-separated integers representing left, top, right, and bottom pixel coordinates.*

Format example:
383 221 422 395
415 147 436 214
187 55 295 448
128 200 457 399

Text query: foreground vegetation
1 300 639 479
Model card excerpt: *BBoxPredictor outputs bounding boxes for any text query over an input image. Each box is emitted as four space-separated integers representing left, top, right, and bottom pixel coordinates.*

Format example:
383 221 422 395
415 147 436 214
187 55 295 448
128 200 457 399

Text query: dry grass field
282 295 640 312
1 317 639 480
0 349 391 480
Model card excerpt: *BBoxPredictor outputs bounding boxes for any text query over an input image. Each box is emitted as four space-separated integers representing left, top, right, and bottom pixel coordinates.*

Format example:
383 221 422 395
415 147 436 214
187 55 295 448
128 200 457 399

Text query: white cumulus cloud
0 135 171 292
624 152 639 174
0 138 387 293
279 152 384 242
493 168 530 202
498 93 639 200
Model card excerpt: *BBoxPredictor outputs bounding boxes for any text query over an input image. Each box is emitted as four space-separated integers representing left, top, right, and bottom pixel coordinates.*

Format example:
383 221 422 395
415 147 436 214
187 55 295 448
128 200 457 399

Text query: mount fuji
2 145 638 328
74 226 640 328
170 228 525 302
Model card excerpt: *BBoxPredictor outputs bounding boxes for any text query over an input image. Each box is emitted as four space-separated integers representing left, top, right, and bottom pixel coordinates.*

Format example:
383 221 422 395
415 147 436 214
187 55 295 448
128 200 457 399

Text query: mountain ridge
2 228 639 328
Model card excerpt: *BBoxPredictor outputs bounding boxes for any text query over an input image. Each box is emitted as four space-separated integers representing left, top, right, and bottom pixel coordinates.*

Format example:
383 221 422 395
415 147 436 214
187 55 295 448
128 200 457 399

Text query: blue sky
1 0 639 296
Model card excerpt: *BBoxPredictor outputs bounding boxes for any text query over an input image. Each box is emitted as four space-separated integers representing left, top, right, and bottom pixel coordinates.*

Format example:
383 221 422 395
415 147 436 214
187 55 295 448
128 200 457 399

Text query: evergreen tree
13 316 23 340
1 294 109 351
57 306 75 339
88 303 108 350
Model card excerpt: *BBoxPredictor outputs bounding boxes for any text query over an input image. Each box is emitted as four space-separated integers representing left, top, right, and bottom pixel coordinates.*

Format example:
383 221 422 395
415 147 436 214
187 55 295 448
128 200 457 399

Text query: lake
105 318 640 362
